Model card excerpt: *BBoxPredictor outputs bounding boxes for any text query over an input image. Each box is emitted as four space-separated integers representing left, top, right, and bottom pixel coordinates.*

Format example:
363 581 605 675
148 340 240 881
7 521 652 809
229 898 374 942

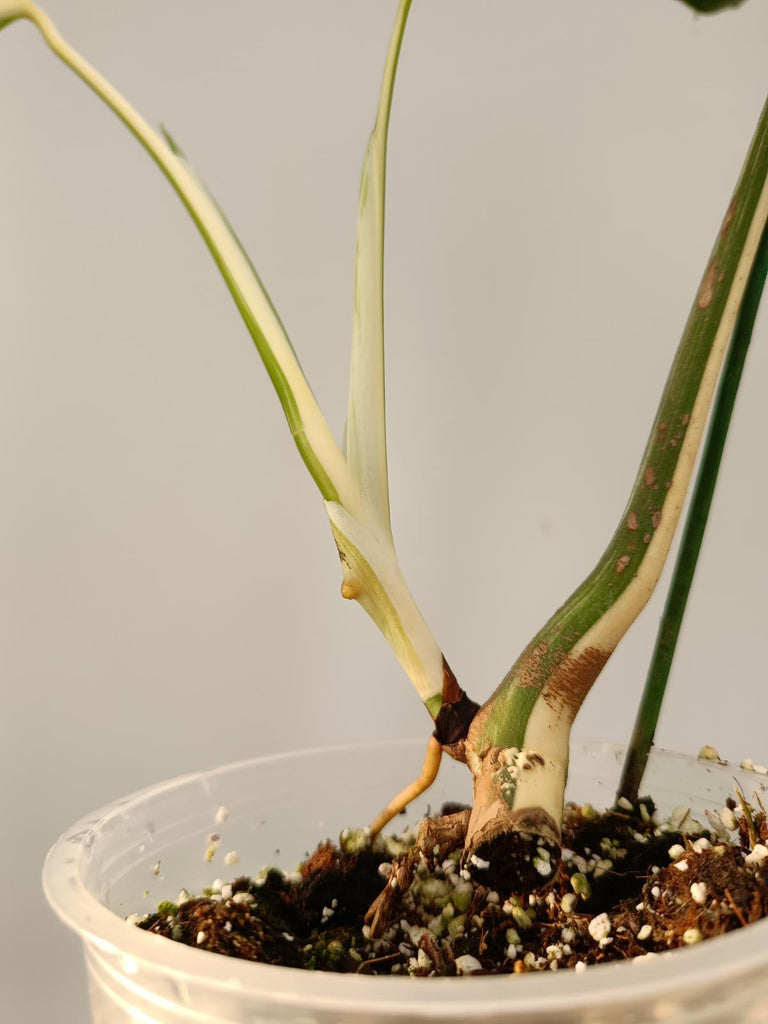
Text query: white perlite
560 893 578 914
745 844 768 867
454 955 483 975
637 924 652 942
720 808 738 831
691 837 712 854
668 806 692 830
698 745 721 761
588 913 611 942
690 882 708 904
682 927 703 945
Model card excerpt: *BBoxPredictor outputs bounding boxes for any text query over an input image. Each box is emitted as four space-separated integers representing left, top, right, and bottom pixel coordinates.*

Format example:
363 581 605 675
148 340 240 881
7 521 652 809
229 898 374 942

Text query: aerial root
367 734 443 839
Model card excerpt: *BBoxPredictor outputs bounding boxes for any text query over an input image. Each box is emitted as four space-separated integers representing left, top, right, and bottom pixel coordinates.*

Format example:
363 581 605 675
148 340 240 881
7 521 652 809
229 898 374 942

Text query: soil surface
137 784 768 976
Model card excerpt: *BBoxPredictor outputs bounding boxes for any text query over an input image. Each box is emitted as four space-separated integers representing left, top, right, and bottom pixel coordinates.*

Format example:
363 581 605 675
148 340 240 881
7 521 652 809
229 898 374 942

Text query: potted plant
3 0 768 1020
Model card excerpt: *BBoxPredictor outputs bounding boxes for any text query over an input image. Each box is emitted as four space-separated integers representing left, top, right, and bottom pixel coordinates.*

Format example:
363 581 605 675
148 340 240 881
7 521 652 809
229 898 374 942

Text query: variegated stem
15 3 353 507
465 94 768 868
618 213 768 804
5 2 454 718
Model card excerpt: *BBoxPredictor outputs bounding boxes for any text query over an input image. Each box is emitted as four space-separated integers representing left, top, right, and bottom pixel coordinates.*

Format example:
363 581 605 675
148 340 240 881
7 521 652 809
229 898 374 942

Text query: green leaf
676 0 747 12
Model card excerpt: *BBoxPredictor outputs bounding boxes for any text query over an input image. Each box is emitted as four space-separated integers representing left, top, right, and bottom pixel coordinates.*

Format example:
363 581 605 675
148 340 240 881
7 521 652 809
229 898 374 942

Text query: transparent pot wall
44 741 768 1023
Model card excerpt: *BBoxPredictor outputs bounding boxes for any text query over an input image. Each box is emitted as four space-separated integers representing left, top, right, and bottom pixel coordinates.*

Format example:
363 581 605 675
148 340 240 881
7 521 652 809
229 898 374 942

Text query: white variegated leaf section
24 2 356 510
346 0 411 542
326 501 444 707
16 0 447 714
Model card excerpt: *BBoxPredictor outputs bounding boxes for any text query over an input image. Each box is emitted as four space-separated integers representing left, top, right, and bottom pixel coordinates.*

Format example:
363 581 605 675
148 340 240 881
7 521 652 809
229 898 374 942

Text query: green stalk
463 94 768 864
677 1 748 12
477 95 768 755
618 218 768 803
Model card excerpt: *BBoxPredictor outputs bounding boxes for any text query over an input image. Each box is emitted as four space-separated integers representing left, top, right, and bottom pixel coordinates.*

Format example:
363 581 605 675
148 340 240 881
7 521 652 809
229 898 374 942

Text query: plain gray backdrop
2 1 768 1019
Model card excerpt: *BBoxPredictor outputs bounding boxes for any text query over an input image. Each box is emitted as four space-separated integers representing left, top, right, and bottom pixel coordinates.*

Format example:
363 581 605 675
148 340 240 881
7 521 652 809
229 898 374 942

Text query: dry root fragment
365 810 470 937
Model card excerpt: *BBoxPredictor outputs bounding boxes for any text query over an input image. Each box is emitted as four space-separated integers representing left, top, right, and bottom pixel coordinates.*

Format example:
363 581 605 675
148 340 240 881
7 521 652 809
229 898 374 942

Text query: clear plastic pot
44 739 768 1023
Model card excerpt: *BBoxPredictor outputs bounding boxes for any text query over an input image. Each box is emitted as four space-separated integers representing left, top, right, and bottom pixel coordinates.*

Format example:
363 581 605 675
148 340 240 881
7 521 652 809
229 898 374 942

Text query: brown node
434 656 480 748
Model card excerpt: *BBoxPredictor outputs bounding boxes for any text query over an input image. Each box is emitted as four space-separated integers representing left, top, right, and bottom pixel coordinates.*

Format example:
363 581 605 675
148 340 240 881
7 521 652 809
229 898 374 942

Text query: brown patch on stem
626 511 638 531
697 260 718 309
720 197 737 240
644 533 651 544
651 509 661 529
644 467 656 488
516 641 549 691
616 555 631 574
542 646 610 723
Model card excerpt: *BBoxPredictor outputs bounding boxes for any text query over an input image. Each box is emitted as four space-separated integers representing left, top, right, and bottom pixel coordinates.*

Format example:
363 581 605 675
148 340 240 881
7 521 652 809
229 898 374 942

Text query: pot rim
43 738 768 1017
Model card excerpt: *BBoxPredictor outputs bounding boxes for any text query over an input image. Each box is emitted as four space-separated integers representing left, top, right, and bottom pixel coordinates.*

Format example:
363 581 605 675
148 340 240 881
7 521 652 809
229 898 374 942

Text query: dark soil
138 793 768 976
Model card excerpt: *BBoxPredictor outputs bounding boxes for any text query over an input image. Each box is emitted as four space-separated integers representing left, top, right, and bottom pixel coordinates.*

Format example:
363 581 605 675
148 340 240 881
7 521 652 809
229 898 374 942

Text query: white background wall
1 1 767 1019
